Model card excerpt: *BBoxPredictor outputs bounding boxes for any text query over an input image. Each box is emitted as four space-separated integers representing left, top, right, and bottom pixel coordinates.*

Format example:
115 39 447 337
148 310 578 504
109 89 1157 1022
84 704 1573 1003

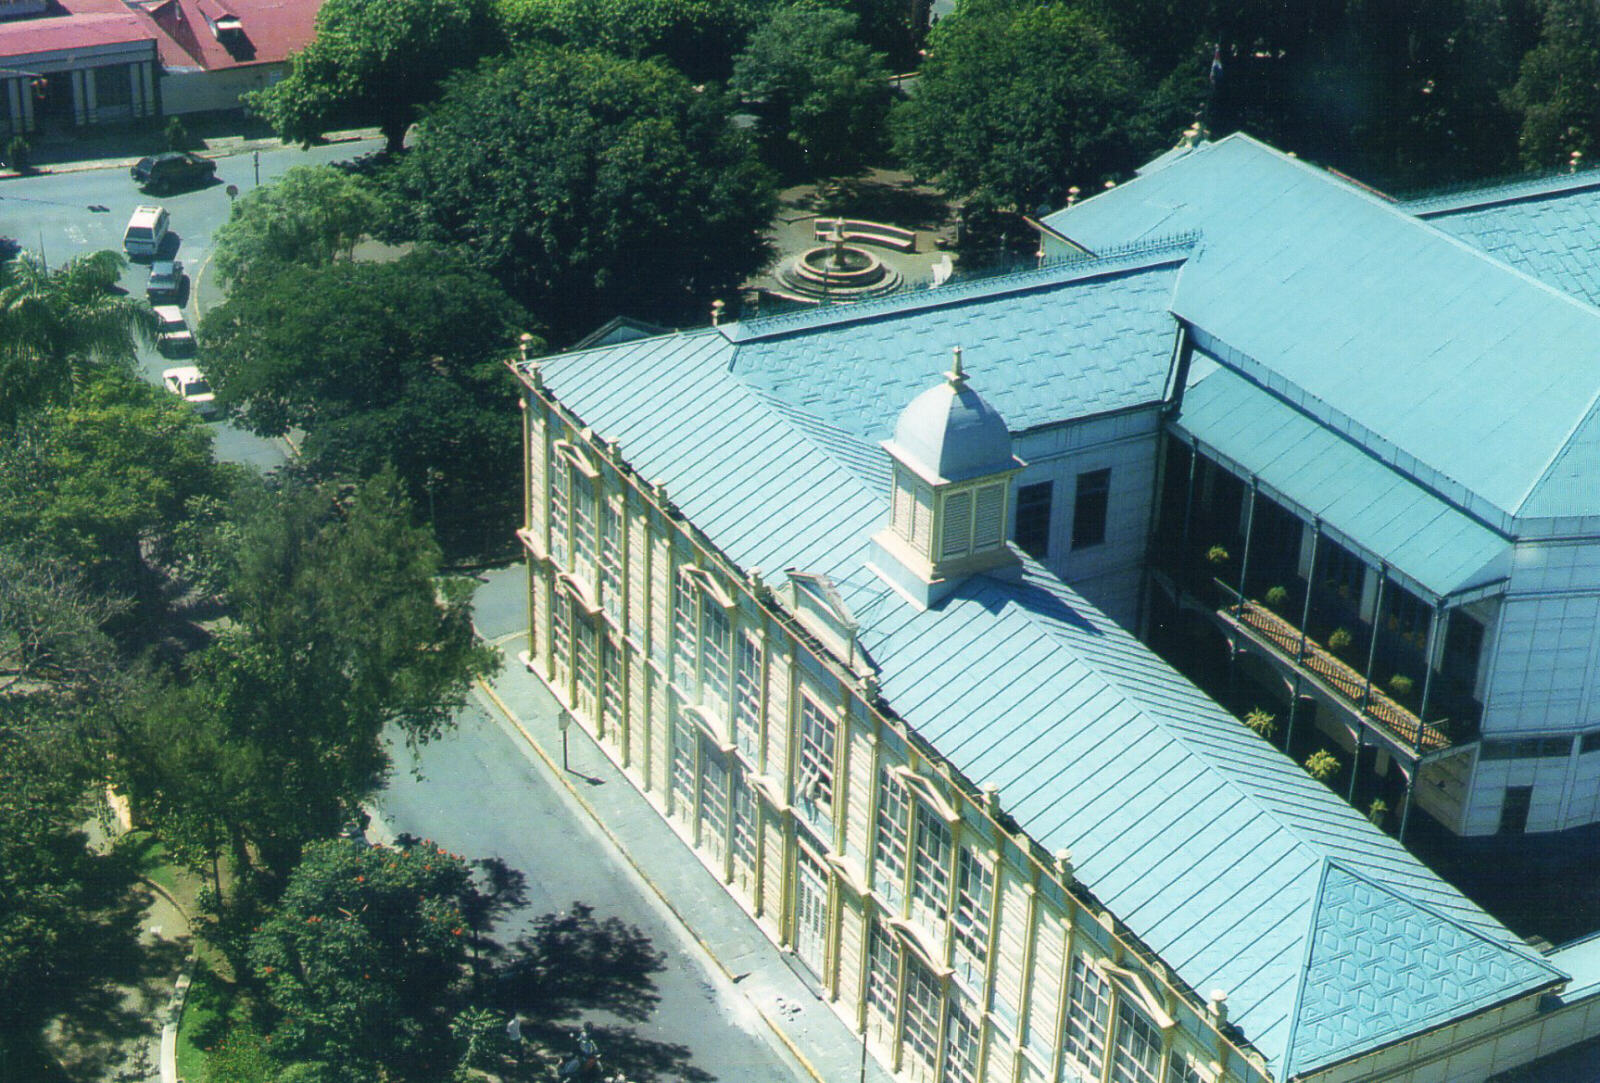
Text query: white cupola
870 348 1025 606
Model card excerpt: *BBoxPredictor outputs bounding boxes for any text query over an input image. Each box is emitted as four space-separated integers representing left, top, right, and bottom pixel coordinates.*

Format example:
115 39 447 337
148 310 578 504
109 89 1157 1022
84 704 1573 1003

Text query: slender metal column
1360 567 1388 711
1181 439 1200 552
1296 519 1322 660
1235 478 1258 617
1415 602 1447 752
1399 769 1417 842
1284 676 1302 752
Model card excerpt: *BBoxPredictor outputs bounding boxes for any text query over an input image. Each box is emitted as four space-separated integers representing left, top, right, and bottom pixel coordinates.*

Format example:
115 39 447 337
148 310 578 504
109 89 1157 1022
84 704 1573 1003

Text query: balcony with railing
1151 446 1486 760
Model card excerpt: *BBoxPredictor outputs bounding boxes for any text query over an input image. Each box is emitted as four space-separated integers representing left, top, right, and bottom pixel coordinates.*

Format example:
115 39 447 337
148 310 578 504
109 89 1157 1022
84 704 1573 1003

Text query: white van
152 304 194 356
123 205 169 260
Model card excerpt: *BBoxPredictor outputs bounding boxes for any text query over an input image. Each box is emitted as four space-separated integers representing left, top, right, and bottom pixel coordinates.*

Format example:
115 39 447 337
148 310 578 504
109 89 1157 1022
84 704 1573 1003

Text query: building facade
515 372 1256 1083
511 286 1600 1082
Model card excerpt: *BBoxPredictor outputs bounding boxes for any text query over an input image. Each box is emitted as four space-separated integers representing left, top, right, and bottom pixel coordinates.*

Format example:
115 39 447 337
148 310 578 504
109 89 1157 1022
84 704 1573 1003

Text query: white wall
1012 406 1162 630
160 62 285 116
1463 538 1600 834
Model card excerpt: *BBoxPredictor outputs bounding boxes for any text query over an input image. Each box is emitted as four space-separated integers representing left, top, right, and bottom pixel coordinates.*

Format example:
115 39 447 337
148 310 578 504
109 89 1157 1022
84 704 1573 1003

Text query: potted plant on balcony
1265 585 1289 612
1243 707 1277 740
1304 748 1341 785
1327 627 1353 659
1387 673 1414 705
1367 797 1389 828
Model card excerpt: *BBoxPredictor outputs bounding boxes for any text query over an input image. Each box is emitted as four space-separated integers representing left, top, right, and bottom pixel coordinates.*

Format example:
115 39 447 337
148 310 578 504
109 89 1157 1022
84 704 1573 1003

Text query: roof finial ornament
947 345 967 389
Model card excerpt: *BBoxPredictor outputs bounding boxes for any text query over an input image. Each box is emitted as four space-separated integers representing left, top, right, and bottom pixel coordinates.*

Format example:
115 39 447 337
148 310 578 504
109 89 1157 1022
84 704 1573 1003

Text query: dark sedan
131 152 217 194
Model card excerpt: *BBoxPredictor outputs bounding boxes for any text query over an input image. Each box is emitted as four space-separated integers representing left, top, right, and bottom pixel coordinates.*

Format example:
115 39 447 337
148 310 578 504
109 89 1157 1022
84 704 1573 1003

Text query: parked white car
152 305 195 357
161 365 218 419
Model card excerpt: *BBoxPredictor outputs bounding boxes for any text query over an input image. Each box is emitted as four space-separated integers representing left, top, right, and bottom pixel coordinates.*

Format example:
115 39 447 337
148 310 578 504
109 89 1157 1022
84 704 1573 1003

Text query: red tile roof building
0 0 323 136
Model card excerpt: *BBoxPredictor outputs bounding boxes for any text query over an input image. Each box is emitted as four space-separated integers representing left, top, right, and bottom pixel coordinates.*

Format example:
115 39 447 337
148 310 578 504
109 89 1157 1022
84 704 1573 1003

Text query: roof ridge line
1517 382 1600 516
980 568 1336 870
1279 855 1338 1078
724 235 1197 343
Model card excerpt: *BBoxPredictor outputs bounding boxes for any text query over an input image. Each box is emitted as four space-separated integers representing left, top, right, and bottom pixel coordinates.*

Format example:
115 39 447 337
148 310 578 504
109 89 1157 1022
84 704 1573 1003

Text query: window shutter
912 483 934 549
892 471 913 539
942 490 973 559
974 484 1005 547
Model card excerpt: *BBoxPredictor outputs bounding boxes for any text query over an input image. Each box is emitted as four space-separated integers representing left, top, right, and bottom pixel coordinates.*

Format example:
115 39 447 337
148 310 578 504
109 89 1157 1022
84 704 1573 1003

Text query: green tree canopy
0 251 152 431
1505 0 1600 170
388 46 775 342
0 368 228 594
0 546 146 1051
890 1 1149 211
247 0 501 152
494 0 757 82
198 250 532 551
247 839 482 1080
119 473 497 882
210 165 385 291
731 1 893 179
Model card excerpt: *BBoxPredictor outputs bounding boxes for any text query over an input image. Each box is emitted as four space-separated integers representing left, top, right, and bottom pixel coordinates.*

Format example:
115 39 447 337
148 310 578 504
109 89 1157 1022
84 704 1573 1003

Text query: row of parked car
123 199 217 419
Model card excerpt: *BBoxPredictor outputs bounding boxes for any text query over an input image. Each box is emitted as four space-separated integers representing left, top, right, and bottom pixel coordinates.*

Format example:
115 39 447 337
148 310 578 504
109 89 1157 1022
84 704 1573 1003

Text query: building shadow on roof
967 574 1103 636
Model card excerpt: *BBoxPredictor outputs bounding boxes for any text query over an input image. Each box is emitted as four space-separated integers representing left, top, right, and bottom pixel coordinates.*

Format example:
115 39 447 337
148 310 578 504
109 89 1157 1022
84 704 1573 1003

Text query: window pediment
553 439 600 479
891 764 961 824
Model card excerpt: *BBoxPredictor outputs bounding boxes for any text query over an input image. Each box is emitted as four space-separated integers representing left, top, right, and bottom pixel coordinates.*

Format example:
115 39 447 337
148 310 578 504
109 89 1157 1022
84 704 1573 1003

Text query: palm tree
0 250 154 430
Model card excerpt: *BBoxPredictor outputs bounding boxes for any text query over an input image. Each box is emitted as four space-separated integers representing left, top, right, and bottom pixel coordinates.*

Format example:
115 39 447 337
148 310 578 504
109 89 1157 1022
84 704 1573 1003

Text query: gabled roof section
725 244 1188 440
521 322 1563 1078
1284 861 1562 1078
1047 133 1600 530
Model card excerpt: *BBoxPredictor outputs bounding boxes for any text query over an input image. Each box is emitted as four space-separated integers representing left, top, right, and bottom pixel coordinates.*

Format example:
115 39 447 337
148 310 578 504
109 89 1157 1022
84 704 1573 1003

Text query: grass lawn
177 958 238 1081
115 829 182 897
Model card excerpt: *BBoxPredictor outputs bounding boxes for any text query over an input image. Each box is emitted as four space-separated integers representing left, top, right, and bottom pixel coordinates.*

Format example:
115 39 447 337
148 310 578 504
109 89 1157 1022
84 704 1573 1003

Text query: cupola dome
885 348 1015 483
870 349 1026 608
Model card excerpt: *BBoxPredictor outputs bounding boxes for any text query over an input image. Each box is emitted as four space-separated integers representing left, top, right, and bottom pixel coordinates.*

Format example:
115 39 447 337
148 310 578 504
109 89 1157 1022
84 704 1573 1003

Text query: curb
471 672 832 1083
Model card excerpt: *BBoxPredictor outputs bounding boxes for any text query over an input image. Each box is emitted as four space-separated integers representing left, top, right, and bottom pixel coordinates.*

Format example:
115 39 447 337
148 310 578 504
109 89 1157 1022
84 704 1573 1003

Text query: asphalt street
375 697 810 1083
0 136 384 470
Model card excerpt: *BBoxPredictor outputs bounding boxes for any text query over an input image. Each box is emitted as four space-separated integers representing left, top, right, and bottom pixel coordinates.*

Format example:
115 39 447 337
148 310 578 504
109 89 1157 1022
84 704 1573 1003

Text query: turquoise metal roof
1409 175 1600 310
527 327 1564 1078
1045 134 1600 529
727 248 1187 440
1173 358 1511 600
1284 862 1561 1076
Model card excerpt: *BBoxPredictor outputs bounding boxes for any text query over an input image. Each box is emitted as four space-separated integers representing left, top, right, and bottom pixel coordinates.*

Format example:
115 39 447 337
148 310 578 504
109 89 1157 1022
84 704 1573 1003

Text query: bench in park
813 217 917 252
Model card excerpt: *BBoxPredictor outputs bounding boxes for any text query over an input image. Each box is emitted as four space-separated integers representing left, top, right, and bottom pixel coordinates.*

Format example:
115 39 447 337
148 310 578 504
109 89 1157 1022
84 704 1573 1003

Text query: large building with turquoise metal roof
509 132 1600 1083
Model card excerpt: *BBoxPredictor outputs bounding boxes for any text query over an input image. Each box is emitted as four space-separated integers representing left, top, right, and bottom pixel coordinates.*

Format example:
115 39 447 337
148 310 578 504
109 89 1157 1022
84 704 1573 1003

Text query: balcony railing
1213 584 1452 754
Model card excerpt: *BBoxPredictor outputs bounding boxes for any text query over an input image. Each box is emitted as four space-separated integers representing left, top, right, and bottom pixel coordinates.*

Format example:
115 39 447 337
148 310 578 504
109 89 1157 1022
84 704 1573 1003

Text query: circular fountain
774 221 902 303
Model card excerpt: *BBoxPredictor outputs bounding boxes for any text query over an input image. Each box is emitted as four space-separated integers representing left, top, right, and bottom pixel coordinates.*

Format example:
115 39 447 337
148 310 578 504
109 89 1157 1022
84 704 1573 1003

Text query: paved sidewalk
471 606 894 1083
0 126 381 181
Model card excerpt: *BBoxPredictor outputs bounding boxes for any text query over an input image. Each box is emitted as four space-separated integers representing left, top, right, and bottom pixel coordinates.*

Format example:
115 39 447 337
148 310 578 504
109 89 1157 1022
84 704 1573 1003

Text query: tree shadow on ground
494 902 665 1024
813 174 953 232
516 1019 711 1083
41 876 191 1083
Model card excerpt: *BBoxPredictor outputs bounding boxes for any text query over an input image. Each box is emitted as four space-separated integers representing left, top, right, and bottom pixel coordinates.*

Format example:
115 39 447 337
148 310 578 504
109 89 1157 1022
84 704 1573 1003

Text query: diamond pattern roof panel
1285 862 1565 1076
727 257 1183 440
1414 177 1600 309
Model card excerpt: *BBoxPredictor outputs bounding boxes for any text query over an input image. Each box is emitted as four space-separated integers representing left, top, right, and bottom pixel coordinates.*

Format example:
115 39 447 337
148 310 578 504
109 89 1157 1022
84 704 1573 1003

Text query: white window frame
1063 954 1110 1080
733 630 763 761
796 693 838 830
951 846 993 990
